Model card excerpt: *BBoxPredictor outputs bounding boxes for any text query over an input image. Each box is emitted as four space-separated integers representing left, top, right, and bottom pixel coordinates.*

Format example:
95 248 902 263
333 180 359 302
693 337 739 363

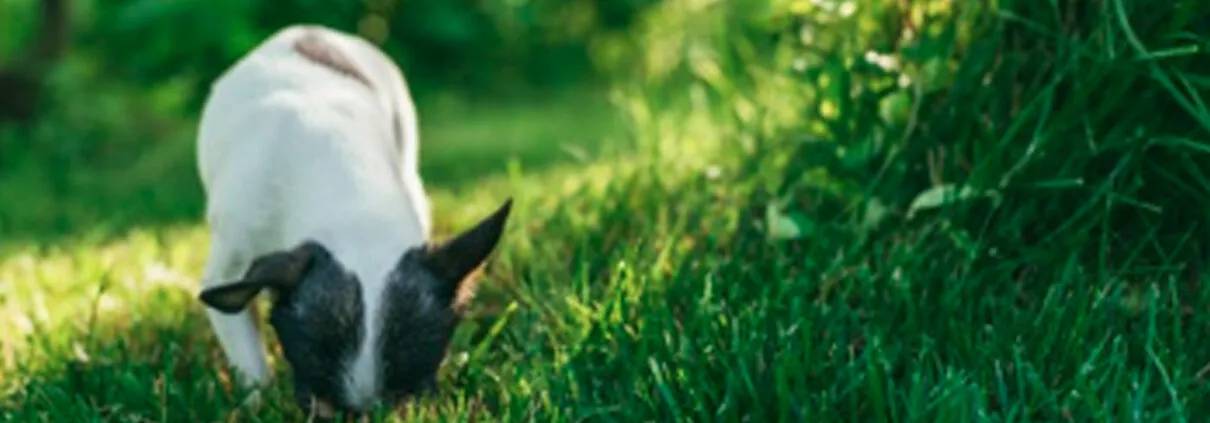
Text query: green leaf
765 203 813 241
860 197 892 232
879 89 913 125
906 184 1001 219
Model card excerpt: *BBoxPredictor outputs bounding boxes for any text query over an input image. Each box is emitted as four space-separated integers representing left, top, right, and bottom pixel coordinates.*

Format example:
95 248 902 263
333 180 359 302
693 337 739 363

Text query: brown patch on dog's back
292 30 372 88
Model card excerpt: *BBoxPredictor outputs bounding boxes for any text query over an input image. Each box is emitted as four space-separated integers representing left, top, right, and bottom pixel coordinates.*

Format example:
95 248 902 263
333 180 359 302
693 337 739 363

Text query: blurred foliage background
0 0 666 244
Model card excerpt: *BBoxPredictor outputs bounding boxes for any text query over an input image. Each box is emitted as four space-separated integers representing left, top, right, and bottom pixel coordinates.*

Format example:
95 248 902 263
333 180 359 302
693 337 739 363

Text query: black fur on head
199 198 513 418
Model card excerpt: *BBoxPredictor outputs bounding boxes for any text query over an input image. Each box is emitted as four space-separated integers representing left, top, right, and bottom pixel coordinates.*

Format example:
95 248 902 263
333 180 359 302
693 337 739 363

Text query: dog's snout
303 394 378 422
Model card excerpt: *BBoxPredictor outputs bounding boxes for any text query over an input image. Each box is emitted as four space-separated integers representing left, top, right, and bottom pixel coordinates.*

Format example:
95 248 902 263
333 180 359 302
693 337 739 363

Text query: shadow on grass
0 87 625 256
2 315 270 422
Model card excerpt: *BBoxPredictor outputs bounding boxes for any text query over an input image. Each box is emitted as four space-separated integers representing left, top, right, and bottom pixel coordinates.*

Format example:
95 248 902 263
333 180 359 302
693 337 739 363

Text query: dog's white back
198 25 431 244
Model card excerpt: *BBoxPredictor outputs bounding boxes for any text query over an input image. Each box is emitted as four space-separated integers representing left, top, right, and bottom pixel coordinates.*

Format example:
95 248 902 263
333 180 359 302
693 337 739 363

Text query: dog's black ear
421 198 513 301
199 243 319 313
199 279 271 314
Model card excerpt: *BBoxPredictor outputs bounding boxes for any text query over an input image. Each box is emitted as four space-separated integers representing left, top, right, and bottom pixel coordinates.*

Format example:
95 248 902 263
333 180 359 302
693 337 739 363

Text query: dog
194 23 512 419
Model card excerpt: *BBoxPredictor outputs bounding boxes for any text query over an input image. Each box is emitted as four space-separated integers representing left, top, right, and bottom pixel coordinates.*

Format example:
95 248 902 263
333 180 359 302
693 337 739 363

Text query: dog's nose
303 396 359 422
336 406 373 423
331 400 379 422
303 393 379 422
330 411 371 423
309 407 370 423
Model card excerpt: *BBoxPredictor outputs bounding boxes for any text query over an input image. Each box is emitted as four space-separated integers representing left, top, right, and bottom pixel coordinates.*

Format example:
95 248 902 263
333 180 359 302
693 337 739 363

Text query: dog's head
200 199 513 419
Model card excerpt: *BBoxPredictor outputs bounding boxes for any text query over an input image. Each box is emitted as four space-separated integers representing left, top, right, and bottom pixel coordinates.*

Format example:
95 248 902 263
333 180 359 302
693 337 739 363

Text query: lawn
3 0 1210 422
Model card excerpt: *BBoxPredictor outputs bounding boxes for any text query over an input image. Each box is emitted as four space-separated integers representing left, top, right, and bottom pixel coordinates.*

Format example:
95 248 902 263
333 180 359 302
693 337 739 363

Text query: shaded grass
417 86 630 191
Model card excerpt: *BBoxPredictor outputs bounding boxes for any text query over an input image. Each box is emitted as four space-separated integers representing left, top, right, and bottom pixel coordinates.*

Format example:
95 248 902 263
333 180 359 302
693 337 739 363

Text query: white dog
194 24 511 419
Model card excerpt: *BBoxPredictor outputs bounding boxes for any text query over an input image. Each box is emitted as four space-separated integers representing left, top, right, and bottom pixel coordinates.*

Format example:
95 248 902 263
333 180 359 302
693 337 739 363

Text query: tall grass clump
631 0 1210 420
510 0 1210 420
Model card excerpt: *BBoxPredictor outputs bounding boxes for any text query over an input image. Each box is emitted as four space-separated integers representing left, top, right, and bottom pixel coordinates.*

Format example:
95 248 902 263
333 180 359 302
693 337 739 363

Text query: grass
4 1 1210 422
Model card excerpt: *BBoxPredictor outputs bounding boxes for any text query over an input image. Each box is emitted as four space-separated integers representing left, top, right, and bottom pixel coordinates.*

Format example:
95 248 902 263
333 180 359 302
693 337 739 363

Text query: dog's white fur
196 24 430 408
